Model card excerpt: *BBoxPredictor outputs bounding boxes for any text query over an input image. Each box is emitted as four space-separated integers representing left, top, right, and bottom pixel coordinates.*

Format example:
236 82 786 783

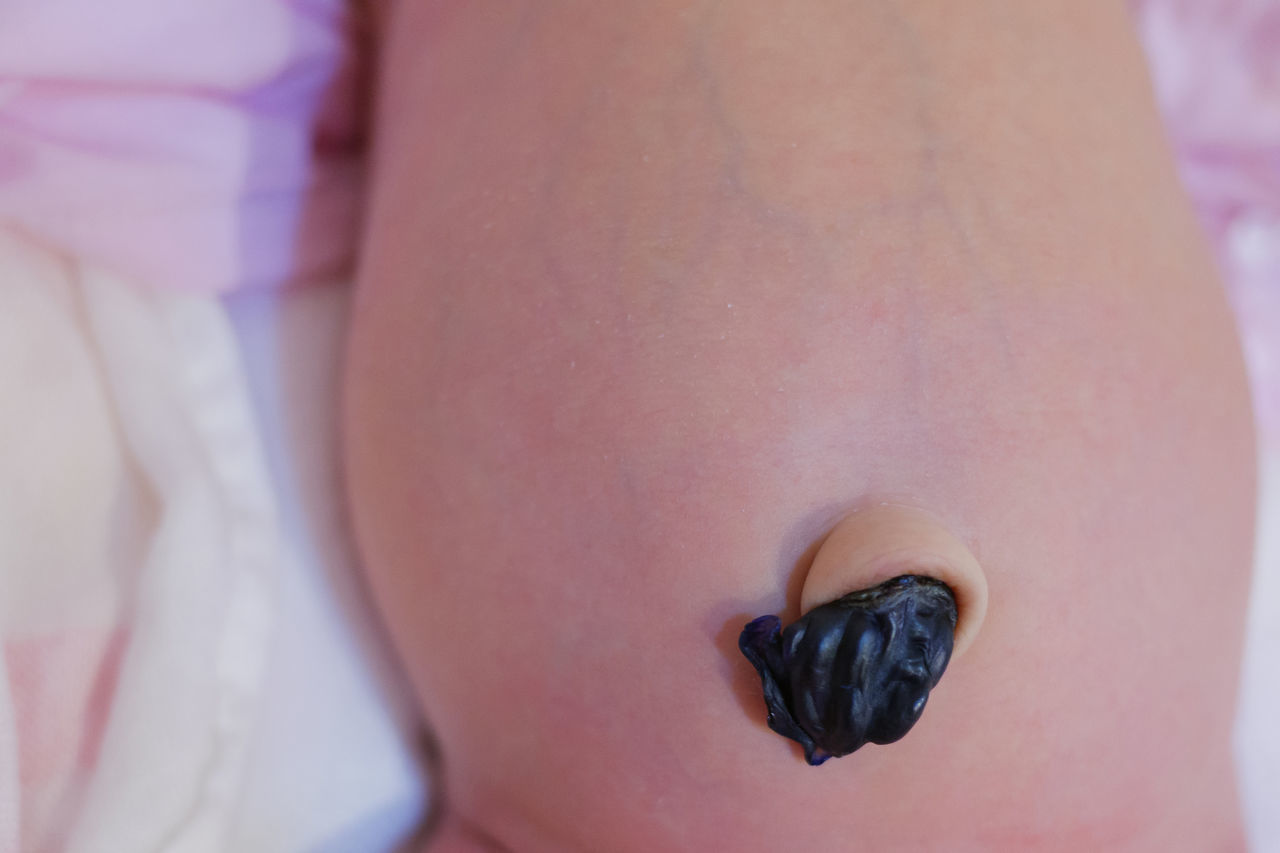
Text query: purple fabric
0 0 368 294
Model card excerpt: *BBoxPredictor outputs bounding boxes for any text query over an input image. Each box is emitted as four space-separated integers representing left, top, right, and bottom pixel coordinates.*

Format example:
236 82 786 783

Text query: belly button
738 504 988 765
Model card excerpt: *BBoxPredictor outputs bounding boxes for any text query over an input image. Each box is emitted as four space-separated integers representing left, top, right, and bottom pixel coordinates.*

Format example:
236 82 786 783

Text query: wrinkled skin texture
740 575 958 765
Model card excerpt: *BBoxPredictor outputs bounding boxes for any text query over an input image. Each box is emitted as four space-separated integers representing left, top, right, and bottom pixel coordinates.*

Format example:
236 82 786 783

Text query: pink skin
346 2 1255 850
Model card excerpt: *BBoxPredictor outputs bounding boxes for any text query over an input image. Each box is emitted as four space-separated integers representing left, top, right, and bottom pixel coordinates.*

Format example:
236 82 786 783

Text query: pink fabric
0 0 368 294
0 1 1275 850
6 628 126 852
0 3 401 849
1133 0 1280 442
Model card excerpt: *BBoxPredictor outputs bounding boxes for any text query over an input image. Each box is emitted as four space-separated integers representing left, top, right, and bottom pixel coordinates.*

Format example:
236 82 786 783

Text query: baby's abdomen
344 3 1254 849
344 229 1253 851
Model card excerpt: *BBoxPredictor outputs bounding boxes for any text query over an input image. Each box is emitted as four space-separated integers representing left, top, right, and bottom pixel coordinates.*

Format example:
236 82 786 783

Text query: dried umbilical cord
739 575 957 765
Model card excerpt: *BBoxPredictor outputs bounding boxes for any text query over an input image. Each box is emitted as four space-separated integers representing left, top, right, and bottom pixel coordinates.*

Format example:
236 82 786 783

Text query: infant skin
344 2 1255 849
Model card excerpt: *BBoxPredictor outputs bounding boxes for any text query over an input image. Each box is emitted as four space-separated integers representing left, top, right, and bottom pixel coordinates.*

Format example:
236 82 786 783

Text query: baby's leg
346 2 1255 850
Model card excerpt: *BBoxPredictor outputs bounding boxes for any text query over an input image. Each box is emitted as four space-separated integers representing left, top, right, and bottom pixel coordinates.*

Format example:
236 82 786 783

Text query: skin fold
345 2 1256 850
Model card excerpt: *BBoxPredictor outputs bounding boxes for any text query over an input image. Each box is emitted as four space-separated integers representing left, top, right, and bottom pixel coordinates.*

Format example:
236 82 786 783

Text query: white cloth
0 231 425 851
1236 449 1280 852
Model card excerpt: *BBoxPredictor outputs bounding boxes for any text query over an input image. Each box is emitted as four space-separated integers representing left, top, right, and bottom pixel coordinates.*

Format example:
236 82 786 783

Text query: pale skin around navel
344 2 1256 850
